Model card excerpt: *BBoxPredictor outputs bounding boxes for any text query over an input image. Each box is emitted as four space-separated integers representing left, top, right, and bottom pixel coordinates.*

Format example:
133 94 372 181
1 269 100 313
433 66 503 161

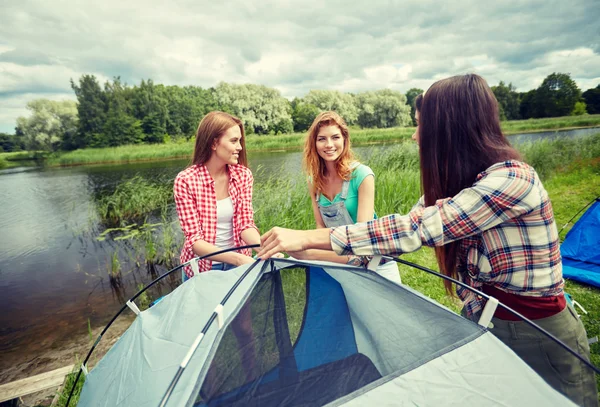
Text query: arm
331 164 542 256
259 164 541 259
355 174 375 223
309 182 327 228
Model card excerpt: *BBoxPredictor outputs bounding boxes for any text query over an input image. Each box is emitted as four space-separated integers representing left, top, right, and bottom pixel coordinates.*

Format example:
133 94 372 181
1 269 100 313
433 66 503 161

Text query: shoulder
175 165 200 186
350 162 375 186
476 160 537 184
229 164 254 184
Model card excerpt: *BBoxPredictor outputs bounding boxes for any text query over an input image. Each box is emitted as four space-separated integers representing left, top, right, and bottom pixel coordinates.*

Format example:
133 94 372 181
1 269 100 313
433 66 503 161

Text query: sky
1 0 599 133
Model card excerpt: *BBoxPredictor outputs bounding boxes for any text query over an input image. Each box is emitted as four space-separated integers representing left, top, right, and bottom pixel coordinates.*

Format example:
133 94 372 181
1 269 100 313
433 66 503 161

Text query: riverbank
4 133 600 405
3 114 595 167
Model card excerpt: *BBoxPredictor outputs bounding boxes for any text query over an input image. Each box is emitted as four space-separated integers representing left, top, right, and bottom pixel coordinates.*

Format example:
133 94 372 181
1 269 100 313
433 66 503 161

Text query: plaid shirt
174 164 257 277
331 160 564 317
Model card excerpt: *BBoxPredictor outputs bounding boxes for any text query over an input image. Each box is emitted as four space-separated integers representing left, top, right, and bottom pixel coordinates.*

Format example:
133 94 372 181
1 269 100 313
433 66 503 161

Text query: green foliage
356 89 412 128
492 81 521 120
303 89 359 125
518 133 600 179
0 132 26 152
291 99 320 132
15 99 78 152
214 82 293 135
0 155 7 169
53 368 85 407
71 75 107 149
571 101 588 116
405 88 424 125
583 85 600 115
531 72 582 118
95 175 172 226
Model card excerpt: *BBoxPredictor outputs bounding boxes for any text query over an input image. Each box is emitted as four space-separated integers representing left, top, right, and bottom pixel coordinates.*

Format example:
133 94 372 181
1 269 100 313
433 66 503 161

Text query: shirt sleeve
350 164 375 191
331 164 542 256
238 170 258 234
174 175 204 254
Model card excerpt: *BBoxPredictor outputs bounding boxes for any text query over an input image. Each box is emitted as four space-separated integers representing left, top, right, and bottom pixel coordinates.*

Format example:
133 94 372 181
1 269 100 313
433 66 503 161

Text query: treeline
2 72 599 153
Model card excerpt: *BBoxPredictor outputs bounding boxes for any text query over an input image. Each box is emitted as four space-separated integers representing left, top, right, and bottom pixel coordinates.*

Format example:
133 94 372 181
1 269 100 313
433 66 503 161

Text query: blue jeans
182 262 235 282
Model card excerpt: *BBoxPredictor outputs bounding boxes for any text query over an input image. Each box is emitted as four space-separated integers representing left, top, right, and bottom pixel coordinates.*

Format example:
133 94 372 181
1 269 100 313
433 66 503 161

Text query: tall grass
0 155 6 169
44 115 600 167
502 114 600 133
95 175 172 227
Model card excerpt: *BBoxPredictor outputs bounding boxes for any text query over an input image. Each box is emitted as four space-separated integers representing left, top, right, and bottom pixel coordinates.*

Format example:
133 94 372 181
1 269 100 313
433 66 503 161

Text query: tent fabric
77 259 575 407
561 199 600 288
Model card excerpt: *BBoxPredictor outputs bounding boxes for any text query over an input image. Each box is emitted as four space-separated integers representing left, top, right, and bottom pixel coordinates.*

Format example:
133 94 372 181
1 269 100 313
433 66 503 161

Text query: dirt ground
1 316 135 407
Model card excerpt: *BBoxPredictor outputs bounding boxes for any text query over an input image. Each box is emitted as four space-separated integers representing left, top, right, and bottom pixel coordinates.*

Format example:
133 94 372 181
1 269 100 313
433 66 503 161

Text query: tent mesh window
192 264 484 407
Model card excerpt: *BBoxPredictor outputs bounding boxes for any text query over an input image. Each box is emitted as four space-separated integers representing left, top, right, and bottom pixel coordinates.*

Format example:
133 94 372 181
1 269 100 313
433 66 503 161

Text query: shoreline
6 124 600 169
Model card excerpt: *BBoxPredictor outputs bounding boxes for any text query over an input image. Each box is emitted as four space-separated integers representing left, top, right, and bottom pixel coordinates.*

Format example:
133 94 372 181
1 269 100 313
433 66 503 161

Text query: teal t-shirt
317 163 375 223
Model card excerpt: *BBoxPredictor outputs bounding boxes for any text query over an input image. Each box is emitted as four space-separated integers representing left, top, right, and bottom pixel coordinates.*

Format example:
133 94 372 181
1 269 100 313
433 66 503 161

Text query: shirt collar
196 164 242 185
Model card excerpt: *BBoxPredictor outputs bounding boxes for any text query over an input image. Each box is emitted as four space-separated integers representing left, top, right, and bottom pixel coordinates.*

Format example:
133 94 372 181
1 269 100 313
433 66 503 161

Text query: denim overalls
315 169 401 284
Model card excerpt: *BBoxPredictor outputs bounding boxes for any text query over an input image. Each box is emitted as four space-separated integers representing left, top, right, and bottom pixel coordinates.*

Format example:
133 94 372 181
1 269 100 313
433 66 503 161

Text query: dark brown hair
191 111 248 167
418 74 521 293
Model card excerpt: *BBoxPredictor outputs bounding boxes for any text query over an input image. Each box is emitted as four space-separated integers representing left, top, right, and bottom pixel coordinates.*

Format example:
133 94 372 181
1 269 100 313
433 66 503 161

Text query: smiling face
316 125 345 163
212 125 243 165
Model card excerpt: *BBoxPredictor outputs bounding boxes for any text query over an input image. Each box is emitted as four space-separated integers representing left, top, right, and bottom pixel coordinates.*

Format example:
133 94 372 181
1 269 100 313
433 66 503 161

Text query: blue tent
76 258 576 406
561 198 600 287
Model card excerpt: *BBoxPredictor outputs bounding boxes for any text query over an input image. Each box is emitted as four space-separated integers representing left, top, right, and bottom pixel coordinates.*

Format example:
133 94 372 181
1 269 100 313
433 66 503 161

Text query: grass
95 175 172 227
501 114 600 134
40 114 600 167
59 132 600 403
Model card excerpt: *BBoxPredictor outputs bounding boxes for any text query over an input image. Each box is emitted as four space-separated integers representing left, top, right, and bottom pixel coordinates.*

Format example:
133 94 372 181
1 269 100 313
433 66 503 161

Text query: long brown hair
419 74 521 293
303 111 355 195
191 111 248 167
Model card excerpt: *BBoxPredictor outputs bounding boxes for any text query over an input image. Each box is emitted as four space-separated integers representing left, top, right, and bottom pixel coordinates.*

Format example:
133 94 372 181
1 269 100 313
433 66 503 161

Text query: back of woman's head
419 74 521 293
419 73 520 204
192 111 248 167
303 111 355 193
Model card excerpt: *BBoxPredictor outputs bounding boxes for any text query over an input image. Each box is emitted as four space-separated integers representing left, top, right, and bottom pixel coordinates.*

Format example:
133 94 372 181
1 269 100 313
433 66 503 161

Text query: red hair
303 111 355 196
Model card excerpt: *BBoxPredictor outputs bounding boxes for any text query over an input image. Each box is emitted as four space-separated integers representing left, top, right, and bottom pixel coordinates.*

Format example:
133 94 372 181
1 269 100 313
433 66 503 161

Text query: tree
356 89 412 128
571 101 587 116
530 73 581 118
71 75 107 149
405 88 424 125
131 80 169 143
214 83 293 134
15 99 78 152
0 132 25 152
303 90 359 125
491 82 520 120
519 90 536 119
582 85 600 114
291 98 320 132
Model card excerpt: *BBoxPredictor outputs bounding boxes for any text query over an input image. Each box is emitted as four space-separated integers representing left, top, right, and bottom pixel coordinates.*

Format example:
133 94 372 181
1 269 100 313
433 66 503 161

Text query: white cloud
0 0 599 131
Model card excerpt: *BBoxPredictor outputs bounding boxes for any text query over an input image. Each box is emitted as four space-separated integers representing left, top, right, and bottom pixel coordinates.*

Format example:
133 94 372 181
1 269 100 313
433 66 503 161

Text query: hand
237 255 256 266
272 252 285 258
258 227 307 259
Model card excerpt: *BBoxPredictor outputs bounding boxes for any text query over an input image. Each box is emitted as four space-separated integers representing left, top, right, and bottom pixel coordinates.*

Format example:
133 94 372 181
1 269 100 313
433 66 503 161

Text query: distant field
2 113 595 167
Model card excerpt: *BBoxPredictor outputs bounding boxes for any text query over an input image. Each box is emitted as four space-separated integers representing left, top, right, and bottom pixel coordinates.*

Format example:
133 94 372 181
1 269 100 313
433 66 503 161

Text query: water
0 127 597 380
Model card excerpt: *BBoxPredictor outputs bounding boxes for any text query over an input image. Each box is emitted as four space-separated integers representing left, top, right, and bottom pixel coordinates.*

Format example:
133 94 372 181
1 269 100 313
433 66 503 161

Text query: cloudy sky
1 0 599 132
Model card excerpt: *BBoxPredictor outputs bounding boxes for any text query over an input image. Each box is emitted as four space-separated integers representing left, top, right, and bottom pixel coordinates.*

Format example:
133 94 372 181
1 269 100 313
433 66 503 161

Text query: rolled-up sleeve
331 164 540 257
174 175 204 254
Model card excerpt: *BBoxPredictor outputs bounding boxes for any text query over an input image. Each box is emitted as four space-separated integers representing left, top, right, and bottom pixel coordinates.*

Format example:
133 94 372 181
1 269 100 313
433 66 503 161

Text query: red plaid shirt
174 164 257 277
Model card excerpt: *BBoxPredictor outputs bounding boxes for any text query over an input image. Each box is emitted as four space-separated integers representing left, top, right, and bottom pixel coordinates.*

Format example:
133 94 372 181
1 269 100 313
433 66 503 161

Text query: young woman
290 111 401 284
258 75 598 406
174 111 259 383
174 111 260 279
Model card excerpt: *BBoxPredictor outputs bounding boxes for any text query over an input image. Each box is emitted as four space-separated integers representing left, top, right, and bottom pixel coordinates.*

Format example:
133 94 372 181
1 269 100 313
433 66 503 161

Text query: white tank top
213 197 235 263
